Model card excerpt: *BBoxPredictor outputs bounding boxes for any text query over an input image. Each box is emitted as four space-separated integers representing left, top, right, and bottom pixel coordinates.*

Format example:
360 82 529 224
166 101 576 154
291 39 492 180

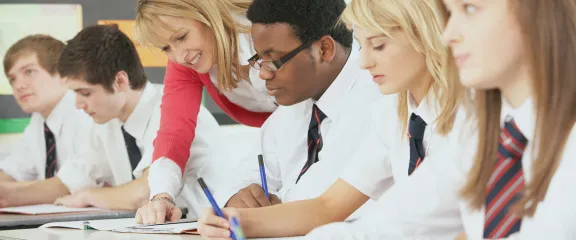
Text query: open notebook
41 218 198 234
0 204 101 215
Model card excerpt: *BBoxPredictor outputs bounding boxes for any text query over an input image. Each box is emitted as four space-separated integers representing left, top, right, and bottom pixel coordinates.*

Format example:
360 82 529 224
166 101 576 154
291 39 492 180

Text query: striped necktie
408 113 427 175
122 126 142 179
483 119 528 238
44 123 57 178
296 104 327 184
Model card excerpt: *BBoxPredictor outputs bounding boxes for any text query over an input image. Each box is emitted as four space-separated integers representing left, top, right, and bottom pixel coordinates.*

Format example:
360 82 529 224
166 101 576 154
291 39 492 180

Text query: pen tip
197 178 207 189
258 155 263 165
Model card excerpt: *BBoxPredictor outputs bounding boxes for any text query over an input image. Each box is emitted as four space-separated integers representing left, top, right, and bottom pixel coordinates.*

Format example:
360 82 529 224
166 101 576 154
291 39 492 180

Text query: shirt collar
500 96 535 141
45 90 76 135
315 49 364 121
407 89 439 126
122 83 159 141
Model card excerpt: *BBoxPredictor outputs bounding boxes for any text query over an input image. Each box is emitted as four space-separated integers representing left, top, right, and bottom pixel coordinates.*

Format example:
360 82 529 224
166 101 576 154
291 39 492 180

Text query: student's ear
318 35 336 63
113 71 130 92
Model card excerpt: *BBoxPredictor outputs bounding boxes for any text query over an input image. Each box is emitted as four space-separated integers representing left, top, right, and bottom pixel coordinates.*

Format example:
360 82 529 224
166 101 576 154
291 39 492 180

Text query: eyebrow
8 63 35 77
73 88 92 93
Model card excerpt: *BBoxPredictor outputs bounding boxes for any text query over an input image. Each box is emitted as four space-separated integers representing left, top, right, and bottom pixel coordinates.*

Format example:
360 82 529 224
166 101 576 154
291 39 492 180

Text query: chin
93 117 112 125
458 69 492 89
377 85 399 96
274 95 299 107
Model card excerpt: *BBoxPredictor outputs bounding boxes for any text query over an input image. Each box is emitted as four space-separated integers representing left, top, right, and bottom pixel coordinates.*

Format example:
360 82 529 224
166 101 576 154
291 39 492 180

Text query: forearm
240 198 339 237
0 171 15 182
85 171 150 210
14 177 69 206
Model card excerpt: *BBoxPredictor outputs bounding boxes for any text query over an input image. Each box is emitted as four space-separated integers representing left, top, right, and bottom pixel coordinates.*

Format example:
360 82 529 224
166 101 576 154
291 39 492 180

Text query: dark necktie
483 119 527 238
122 126 142 178
44 123 57 178
296 104 327 184
408 113 427 175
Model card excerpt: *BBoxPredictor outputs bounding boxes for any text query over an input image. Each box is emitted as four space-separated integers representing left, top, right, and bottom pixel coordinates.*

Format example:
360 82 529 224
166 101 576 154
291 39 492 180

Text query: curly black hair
246 0 352 49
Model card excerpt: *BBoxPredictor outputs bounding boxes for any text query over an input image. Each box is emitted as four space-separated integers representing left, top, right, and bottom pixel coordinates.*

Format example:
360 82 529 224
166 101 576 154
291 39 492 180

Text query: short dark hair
3 34 65 76
246 0 352 49
58 24 146 92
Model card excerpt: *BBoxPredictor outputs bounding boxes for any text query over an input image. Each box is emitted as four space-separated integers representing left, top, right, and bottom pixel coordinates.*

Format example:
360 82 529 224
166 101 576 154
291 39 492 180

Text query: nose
258 67 275 81
12 78 28 92
174 47 190 65
75 96 86 110
359 48 375 70
442 17 459 47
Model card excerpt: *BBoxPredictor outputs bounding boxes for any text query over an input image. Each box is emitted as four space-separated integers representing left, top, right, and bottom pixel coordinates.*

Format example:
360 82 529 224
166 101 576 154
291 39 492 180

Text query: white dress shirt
57 83 222 218
0 91 91 181
211 49 382 213
307 98 576 239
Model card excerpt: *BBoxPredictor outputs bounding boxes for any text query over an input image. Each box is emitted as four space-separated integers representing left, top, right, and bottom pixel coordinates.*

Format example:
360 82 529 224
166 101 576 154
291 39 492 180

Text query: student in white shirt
195 0 388 237
46 25 225 220
0 35 90 207
306 0 576 239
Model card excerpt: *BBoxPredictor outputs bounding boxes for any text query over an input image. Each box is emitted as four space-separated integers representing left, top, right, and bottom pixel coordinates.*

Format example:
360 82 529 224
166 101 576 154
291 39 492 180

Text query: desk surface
0 211 135 230
0 228 303 240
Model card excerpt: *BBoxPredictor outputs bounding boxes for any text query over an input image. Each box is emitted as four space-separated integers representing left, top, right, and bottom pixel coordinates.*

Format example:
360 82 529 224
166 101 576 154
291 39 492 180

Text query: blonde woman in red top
133 0 277 223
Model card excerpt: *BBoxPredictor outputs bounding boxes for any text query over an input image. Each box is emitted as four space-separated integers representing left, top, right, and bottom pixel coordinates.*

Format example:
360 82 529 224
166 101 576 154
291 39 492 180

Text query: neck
118 88 144 122
40 90 67 119
500 65 532 108
312 47 350 101
408 74 432 106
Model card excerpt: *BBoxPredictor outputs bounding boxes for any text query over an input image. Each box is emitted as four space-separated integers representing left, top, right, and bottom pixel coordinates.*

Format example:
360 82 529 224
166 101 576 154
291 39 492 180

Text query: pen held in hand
258 154 269 200
198 178 237 240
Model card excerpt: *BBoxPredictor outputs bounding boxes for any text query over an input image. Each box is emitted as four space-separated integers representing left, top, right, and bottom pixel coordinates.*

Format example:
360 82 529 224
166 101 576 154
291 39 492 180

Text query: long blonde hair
341 0 464 135
134 0 252 91
438 0 576 216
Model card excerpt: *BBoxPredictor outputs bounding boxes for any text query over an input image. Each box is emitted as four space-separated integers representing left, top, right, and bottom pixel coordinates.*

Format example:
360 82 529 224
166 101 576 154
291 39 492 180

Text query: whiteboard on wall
0 4 83 94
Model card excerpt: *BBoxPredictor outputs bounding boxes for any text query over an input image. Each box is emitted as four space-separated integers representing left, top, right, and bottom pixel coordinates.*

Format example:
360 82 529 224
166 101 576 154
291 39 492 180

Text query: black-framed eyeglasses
248 41 313 72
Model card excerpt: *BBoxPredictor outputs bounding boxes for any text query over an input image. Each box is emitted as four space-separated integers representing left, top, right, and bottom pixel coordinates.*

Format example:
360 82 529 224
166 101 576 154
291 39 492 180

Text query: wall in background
0 0 236 134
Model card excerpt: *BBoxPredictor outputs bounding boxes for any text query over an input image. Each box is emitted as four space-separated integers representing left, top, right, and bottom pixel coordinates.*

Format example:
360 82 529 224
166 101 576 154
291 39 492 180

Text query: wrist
151 193 175 206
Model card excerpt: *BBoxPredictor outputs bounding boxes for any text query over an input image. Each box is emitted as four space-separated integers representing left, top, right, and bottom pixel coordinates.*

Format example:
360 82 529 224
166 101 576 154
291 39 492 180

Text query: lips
185 52 202 66
19 94 33 101
266 85 281 96
371 75 385 84
453 53 470 68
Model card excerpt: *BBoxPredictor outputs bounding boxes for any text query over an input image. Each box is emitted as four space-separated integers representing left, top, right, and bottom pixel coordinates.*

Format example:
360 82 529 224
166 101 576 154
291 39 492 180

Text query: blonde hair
134 0 252 91
341 0 464 135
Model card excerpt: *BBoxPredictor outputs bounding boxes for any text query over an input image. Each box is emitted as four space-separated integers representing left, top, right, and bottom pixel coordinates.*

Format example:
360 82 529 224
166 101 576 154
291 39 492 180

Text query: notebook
0 204 100 215
41 218 199 234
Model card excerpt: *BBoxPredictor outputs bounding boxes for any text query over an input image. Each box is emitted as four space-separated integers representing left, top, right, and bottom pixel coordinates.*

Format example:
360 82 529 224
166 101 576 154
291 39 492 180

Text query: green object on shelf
0 118 30 134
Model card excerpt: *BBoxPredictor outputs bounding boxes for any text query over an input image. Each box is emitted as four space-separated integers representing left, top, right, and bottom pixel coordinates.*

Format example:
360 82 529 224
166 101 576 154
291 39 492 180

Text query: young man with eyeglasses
194 0 394 237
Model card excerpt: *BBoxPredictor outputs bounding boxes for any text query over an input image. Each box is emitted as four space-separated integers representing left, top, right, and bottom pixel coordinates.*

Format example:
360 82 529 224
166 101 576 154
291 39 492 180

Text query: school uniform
148 13 276 201
0 91 91 181
211 49 383 214
306 98 576 239
57 83 222 218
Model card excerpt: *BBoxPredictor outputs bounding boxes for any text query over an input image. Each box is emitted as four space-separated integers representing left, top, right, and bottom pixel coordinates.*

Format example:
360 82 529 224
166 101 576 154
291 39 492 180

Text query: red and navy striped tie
483 119 528 238
296 104 327 184
44 123 57 178
408 113 427 175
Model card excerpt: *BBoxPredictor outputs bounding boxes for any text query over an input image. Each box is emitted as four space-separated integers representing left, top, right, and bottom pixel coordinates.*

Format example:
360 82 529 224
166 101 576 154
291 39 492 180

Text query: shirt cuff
148 157 183 200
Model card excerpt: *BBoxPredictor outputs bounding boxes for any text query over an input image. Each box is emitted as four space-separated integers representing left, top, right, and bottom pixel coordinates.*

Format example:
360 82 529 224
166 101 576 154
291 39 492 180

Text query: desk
0 208 188 230
0 228 303 240
0 211 135 230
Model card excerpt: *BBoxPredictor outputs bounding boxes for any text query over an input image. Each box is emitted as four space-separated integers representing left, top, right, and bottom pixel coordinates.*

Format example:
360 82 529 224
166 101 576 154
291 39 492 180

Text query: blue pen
258 155 269 200
230 217 246 240
198 178 236 240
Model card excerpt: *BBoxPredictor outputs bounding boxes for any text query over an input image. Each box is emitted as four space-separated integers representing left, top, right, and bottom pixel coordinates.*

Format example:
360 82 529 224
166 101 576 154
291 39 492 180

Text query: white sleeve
212 118 282 207
0 124 40 181
57 127 111 193
148 158 183 200
339 108 394 200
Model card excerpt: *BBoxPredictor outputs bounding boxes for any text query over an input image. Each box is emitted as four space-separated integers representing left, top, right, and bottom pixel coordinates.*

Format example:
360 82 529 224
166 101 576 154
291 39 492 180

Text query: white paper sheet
41 218 137 231
41 218 198 234
0 204 101 215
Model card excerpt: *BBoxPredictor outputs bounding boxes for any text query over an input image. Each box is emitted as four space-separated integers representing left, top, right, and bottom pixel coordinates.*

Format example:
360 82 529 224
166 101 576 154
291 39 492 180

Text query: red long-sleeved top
152 61 272 173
